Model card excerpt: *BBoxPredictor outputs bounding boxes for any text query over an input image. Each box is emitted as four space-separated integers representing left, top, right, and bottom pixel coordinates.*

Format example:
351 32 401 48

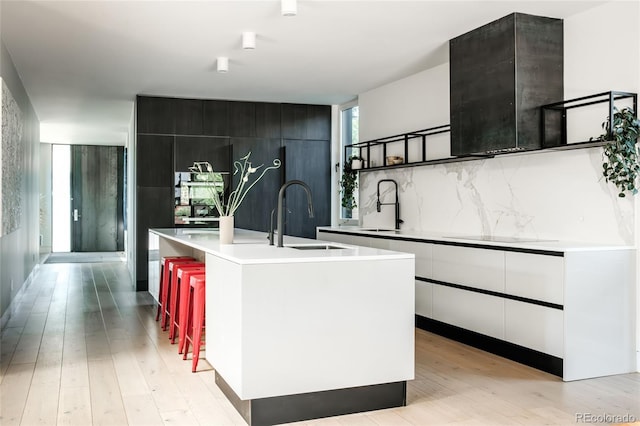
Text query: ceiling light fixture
281 0 297 16
217 57 229 73
242 32 256 49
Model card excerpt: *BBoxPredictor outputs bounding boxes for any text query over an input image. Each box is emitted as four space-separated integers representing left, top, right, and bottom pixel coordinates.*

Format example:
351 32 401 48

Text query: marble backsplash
359 147 634 245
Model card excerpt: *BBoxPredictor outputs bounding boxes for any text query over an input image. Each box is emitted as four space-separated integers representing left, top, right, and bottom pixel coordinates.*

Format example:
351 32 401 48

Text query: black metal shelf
541 90 637 147
346 90 637 173
344 124 452 170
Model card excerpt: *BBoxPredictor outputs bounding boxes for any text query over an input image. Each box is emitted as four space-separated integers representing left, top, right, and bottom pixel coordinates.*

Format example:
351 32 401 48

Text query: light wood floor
1 261 639 426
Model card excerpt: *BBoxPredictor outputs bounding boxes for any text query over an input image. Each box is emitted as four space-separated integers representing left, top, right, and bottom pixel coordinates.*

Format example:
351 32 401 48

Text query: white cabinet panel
433 245 505 292
317 232 371 248
505 300 563 358
432 285 504 340
367 237 394 250
505 252 564 304
387 240 432 279
415 280 433 318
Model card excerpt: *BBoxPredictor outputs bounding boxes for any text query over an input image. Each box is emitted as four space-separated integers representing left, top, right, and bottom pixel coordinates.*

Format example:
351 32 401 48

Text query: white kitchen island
149 228 415 426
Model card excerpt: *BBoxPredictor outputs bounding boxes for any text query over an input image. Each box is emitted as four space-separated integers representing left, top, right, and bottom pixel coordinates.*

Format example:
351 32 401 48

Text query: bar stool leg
191 281 206 372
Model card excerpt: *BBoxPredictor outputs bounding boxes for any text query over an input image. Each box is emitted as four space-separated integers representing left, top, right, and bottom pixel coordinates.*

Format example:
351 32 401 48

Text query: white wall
359 1 639 243
357 1 639 367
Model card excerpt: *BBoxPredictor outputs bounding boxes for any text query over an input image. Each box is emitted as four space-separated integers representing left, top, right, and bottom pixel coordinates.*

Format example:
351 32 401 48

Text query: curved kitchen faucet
271 180 315 247
376 179 403 230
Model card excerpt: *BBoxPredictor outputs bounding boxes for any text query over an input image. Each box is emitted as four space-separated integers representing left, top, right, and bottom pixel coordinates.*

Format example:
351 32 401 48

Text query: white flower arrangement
189 152 281 217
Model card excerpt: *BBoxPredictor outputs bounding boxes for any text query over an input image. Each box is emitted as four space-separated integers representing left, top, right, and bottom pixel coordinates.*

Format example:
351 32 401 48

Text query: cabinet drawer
388 240 432 278
433 245 505 292
367 237 394 250
415 280 433 318
505 300 563 358
505 252 563 305
432 285 504 340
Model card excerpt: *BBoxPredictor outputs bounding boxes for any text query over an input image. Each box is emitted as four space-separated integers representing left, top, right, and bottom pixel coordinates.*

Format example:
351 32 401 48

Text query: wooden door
71 145 124 251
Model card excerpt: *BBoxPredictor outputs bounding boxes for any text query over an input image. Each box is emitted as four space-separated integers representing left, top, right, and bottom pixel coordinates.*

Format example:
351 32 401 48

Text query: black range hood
449 13 564 156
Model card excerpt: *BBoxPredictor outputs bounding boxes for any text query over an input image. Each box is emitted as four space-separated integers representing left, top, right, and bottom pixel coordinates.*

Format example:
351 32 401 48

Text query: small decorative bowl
386 156 404 165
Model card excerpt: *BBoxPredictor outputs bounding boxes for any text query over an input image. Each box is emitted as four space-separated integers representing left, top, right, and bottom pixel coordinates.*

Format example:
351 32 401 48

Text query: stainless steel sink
287 244 347 250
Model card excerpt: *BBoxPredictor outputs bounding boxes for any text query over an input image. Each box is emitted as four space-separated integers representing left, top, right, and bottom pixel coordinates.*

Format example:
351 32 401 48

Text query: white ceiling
1 0 606 145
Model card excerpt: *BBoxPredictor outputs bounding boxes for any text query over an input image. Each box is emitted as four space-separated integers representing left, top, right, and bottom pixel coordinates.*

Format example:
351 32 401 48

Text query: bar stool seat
183 275 206 372
161 258 201 330
169 264 205 343
156 256 194 322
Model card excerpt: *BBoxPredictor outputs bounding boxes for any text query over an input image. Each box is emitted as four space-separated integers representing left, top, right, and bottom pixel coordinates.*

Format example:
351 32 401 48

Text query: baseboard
415 315 563 378
216 372 406 426
1 264 40 330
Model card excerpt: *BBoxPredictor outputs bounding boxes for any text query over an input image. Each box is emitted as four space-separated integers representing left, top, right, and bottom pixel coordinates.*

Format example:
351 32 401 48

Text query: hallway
1 261 639 425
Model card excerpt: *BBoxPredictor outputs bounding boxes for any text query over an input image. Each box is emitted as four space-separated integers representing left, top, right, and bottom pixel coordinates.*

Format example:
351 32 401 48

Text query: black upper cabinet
450 13 563 155
305 105 331 140
282 104 331 140
203 100 229 136
282 104 307 140
175 136 230 172
136 135 174 187
174 99 203 135
228 101 256 137
137 96 175 135
256 102 282 138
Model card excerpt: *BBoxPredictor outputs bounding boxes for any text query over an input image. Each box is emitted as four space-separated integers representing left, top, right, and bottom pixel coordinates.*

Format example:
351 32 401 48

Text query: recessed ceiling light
217 57 229 73
281 0 296 16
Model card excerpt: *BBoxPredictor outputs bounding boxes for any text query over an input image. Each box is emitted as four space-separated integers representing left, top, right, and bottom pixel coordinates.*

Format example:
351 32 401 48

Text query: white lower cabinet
415 280 433 318
505 300 564 358
505 252 564 305
433 245 505 292
317 228 636 381
433 285 505 340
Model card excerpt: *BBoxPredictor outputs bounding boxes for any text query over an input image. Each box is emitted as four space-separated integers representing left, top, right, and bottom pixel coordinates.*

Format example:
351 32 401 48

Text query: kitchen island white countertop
150 227 415 263
317 226 635 252
149 227 415 425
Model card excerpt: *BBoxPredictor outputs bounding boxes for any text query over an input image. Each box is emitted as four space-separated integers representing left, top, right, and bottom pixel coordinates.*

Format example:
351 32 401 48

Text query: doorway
51 144 124 252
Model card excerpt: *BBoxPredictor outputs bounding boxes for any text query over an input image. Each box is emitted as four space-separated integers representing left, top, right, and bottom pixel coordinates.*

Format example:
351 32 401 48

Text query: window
340 102 359 222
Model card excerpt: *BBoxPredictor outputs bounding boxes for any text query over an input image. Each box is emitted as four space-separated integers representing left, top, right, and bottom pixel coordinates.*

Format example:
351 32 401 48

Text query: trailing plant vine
594 107 640 197
340 155 360 209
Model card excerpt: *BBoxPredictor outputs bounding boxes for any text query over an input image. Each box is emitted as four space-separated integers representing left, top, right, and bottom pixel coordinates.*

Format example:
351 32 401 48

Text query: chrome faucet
376 179 403 230
273 180 315 247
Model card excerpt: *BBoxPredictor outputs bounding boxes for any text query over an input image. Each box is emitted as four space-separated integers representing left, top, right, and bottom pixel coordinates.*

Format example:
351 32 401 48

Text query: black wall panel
283 139 331 239
136 135 174 187
231 138 282 233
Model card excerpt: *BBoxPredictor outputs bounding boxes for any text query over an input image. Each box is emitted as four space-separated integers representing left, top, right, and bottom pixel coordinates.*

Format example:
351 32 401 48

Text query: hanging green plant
340 155 360 209
594 107 640 197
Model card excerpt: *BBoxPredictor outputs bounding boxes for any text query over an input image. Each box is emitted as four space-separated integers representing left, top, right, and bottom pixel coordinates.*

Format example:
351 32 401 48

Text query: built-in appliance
174 171 229 227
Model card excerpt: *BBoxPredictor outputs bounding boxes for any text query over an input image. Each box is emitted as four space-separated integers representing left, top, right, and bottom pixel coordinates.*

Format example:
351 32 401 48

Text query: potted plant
594 107 640 197
340 155 360 209
350 154 364 170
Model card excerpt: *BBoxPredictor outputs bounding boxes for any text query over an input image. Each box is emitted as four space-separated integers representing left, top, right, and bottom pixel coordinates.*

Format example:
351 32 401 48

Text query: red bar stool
177 269 206 351
183 274 206 372
169 263 204 343
156 256 194 322
161 258 201 330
